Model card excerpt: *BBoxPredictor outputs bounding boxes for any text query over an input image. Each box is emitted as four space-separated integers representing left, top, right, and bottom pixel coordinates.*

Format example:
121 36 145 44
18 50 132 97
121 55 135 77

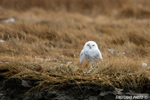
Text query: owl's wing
94 50 103 61
79 49 85 64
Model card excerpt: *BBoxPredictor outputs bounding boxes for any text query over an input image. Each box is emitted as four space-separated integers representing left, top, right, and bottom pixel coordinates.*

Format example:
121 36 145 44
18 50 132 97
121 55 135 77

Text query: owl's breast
84 49 97 57
84 50 89 55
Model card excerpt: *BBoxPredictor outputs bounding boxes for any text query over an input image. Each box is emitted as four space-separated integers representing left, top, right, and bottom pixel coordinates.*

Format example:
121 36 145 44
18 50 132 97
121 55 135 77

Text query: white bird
80 41 103 64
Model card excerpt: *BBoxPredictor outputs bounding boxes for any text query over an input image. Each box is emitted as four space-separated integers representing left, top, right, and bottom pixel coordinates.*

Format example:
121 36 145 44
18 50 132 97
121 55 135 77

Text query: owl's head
84 41 98 50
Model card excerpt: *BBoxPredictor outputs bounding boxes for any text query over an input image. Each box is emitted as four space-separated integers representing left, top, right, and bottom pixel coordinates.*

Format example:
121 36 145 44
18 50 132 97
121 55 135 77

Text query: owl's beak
87 44 91 49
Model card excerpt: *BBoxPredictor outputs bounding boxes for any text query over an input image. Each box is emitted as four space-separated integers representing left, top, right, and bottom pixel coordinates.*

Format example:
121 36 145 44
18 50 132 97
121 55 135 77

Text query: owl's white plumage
80 41 103 63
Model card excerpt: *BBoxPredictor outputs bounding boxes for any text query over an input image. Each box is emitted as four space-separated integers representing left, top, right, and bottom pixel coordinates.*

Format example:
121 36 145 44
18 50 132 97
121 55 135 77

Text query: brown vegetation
0 0 150 99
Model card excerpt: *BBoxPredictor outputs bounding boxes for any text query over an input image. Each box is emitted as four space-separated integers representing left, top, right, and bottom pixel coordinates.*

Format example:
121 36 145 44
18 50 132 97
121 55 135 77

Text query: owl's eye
92 45 95 46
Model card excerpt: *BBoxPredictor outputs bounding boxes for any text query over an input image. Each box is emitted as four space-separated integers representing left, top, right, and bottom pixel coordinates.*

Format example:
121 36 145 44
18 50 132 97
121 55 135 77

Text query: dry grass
0 0 150 93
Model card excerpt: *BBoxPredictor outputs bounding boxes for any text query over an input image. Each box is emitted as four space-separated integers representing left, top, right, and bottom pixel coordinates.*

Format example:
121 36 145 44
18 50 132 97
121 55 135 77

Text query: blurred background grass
0 0 150 17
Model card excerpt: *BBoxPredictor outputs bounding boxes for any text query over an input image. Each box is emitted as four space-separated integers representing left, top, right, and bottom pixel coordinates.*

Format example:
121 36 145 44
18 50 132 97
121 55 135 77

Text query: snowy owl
80 41 103 63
